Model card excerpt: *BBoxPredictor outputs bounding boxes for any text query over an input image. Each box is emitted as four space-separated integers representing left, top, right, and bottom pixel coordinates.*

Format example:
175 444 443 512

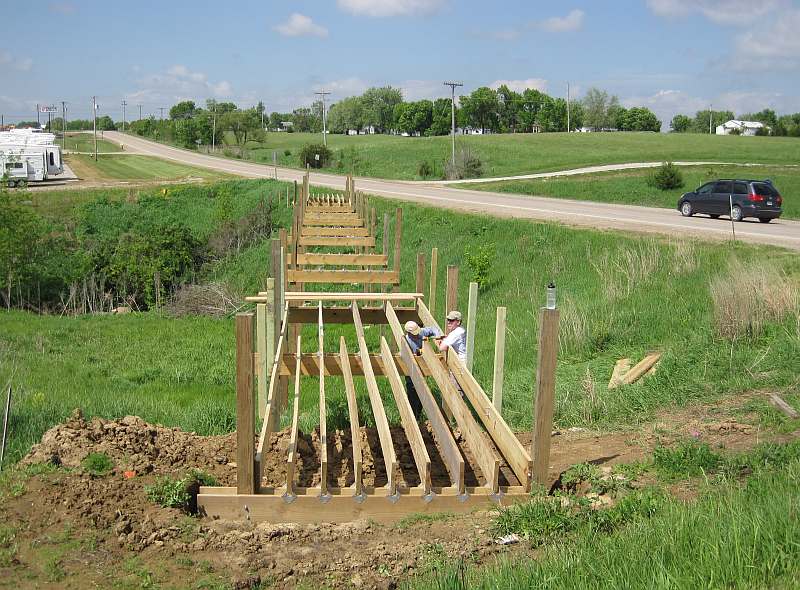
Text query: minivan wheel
731 205 743 222
759 217 772 223
680 202 693 217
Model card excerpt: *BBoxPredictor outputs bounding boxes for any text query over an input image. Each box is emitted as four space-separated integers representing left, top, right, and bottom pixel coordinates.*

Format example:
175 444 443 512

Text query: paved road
105 132 800 251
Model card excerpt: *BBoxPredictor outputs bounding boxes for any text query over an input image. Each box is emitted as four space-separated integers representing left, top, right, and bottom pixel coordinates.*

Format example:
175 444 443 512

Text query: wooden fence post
445 265 459 319
531 294 559 486
393 208 403 274
465 282 478 371
416 253 426 295
256 302 268 420
492 307 507 413
236 313 257 495
430 247 438 316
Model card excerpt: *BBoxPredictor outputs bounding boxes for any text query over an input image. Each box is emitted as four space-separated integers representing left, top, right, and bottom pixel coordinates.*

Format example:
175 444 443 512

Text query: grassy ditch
65 154 228 182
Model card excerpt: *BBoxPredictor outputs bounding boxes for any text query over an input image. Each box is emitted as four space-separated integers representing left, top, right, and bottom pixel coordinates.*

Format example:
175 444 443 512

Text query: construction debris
768 393 799 419
608 352 662 389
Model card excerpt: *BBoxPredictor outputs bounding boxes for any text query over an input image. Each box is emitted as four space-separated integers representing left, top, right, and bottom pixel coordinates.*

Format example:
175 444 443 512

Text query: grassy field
206 131 800 180
2 179 799 468
470 164 800 219
65 154 229 182
63 132 121 153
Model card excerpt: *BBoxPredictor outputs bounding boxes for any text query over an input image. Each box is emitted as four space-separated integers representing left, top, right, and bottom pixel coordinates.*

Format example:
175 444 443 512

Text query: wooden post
370 207 376 253
445 265 459 318
492 307 507 413
265 276 275 396
415 253 426 295
382 213 390 256
236 313 257 495
465 282 478 371
393 208 403 274
430 247 438 316
256 302 268 420
531 303 560 486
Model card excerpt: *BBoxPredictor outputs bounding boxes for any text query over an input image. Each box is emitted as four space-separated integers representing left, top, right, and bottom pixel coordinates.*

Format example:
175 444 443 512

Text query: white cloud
622 89 708 130
536 9 584 32
337 0 445 18
313 77 370 96
646 0 786 25
0 50 33 72
273 13 328 38
734 9 800 68
127 65 233 106
490 78 548 93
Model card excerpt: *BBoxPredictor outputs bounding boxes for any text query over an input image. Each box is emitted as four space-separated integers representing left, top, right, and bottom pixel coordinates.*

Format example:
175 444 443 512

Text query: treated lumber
352 304 399 494
466 282 478 371
416 253 426 295
286 269 399 285
256 292 424 302
768 393 799 418
429 247 438 317
296 253 388 266
303 217 364 227
618 352 662 387
445 265 459 318
393 208 403 273
492 306 507 413
301 226 371 237
385 302 465 492
286 334 303 497
339 337 364 496
607 358 631 389
298 236 375 247
420 341 501 493
415 298 442 333
380 336 432 493
256 303 268 420
447 349 532 490
278 352 423 377
318 303 328 496
531 308 559 485
257 305 288 462
236 313 257 495
287 305 418 325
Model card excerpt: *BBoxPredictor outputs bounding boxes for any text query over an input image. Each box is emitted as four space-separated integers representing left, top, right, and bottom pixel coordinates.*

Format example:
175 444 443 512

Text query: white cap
404 321 421 335
446 310 462 321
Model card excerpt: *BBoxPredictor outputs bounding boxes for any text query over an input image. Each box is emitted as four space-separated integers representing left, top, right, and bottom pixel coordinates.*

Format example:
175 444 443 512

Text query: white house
715 120 765 136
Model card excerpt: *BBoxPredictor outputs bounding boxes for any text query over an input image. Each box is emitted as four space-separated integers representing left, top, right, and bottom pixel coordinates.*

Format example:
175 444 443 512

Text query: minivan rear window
714 181 733 193
752 183 777 196
734 182 749 194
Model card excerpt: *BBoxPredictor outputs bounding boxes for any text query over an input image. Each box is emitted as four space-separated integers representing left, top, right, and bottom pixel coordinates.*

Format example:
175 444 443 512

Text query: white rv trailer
0 130 64 184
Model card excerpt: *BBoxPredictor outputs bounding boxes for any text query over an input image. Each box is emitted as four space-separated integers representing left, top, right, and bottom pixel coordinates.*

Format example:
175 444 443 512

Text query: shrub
464 244 495 289
444 147 483 180
647 162 684 190
283 149 291 157
145 469 218 513
81 452 114 477
299 143 332 169
417 160 433 178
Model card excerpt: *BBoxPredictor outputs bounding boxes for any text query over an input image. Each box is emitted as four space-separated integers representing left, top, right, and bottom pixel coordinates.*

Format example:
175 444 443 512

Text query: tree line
670 109 800 136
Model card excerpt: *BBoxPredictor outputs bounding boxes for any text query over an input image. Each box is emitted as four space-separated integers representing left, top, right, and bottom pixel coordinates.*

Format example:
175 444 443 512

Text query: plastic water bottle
546 282 557 310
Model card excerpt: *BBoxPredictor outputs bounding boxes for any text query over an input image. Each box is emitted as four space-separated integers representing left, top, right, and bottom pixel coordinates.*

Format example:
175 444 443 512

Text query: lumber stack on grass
608 352 662 389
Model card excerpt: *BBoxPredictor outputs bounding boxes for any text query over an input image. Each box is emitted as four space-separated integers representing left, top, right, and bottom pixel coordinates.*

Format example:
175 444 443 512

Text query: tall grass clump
444 147 483 180
711 259 799 340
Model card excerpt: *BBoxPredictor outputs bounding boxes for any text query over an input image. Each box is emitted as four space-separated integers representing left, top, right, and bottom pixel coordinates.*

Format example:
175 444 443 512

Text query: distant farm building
715 120 766 136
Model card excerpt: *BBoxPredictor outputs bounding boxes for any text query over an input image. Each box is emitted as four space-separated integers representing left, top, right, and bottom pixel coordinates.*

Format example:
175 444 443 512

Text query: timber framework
198 174 560 524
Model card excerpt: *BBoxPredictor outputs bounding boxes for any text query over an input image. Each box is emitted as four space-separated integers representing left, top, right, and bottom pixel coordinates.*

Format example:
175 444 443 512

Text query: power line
314 90 331 146
92 96 98 161
121 100 127 131
138 103 142 120
443 81 463 165
159 107 165 120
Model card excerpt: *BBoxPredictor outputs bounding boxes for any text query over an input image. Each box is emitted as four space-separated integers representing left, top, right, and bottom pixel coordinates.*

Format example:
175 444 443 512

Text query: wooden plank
445 265 459 318
382 213 390 256
298 236 375 247
352 304 398 494
608 358 631 389
415 253 426 295
301 226 371 237
379 337 432 493
492 306 507 413
339 337 364 497
276 352 425 378
415 297 442 333
429 247 438 317
619 352 662 387
296 253 388 266
420 341 501 493
393 208 403 273
318 303 328 497
465 282 478 371
265 280 276 415
385 302 465 492
236 313 256 495
257 305 288 464
286 334 302 497
288 306 418 325
256 303 268 420
446 347 532 490
286 269 399 285
260 292 423 302
768 393 799 418
531 308 559 485
303 217 364 227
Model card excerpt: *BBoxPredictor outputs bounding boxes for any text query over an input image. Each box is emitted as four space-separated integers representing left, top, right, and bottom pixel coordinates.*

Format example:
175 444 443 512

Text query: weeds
396 512 456 531
81 452 114 477
653 440 722 480
145 469 218 513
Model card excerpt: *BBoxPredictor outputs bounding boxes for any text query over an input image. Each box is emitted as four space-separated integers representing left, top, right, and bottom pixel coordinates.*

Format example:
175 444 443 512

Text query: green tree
692 110 734 133
624 107 661 131
96 115 116 131
582 87 614 129
0 193 45 308
519 88 548 132
670 114 692 133
537 97 569 132
169 101 197 120
361 87 403 132
460 87 499 133
496 85 522 133
428 98 453 136
328 96 365 133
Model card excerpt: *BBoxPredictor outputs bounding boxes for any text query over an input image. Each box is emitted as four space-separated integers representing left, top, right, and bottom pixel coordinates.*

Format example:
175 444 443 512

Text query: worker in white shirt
434 310 466 361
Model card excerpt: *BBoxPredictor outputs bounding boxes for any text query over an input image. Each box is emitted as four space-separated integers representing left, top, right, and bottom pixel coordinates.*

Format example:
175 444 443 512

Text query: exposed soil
2 394 797 589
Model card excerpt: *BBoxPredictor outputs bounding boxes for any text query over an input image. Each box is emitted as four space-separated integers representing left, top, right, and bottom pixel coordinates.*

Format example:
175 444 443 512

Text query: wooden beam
318 303 328 497
286 334 302 497
352 304 398 495
298 236 375 247
768 393 799 418
465 282 478 371
265 280 276 414
445 265 459 318
492 307 507 413
379 337 432 493
303 217 364 227
531 307 559 485
420 342 501 493
382 213 390 256
296 253 388 266
253 292 424 302
256 303 268 420
416 253 426 295
429 247 438 317
393 208 403 274
287 306 418 326
618 352 662 387
286 269 399 285
301 226 371 237
257 305 288 467
385 302 464 493
608 358 631 389
339 337 364 497
236 313 256 495
278 352 420 377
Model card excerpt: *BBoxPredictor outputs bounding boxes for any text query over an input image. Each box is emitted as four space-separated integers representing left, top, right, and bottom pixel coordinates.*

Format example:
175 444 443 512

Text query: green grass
66 154 228 181
80 452 114 476
63 132 120 153
470 164 800 219
204 131 800 180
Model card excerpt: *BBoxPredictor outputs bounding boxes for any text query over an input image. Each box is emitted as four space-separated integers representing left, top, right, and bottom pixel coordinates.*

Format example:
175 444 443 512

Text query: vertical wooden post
430 247 438 316
265 276 275 395
445 265 459 318
492 306 507 413
382 213 390 256
370 207 376 253
531 304 560 486
256 302 268 420
236 313 256 495
393 208 403 274
415 253 426 295
465 281 478 371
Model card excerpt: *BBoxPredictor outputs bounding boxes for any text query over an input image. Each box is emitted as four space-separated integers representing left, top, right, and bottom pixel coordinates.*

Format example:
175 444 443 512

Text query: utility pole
36 103 40 126
121 100 127 131
92 96 98 161
314 90 331 146
138 103 142 121
61 101 67 150
212 103 216 152
566 83 571 132
443 81 463 165
159 107 165 120
709 104 713 135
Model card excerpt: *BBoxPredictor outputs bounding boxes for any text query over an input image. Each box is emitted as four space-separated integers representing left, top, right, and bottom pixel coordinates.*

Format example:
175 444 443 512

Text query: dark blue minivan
678 179 783 223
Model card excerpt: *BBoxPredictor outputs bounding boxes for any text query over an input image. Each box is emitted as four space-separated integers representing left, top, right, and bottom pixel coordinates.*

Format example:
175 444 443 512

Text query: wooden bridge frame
198 175 560 523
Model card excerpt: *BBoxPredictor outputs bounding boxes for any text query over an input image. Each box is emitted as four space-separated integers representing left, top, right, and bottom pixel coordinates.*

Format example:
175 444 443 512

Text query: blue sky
2 0 799 127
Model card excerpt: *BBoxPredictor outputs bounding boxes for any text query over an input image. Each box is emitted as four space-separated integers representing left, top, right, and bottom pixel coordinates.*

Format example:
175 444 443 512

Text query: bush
81 452 114 477
647 162 684 191
299 143 332 169
417 160 433 178
145 469 218 513
283 149 291 157
444 147 483 180
464 244 495 289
